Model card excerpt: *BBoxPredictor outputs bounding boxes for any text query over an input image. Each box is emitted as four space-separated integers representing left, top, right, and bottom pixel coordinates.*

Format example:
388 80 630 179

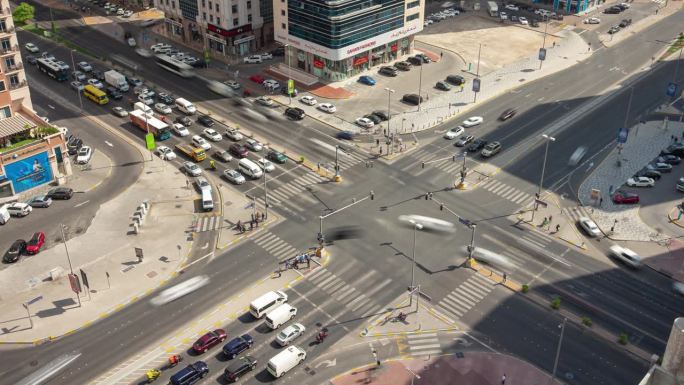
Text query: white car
151 43 172 53
318 103 337 113
578 217 601 237
300 96 317 106
117 8 125 15
112 106 128 117
626 177 655 187
224 169 246 184
127 37 137 47
398 214 456 233
88 79 104 89
584 17 600 24
463 116 483 127
78 61 92 72
443 126 465 139
7 202 32 217
183 162 202 177
71 81 84 91
138 94 154 105
505 4 519 11
123 10 133 17
257 158 275 172
192 135 211 151
25 43 39 53
173 123 189 137
156 145 176 160
225 128 243 141
76 146 93 164
608 245 642 268
224 80 240 89
260 52 273 60
203 128 222 142
255 96 274 107
154 103 172 115
519 17 528 25
500 11 508 20
245 139 263 152
356 117 375 128
263 79 280 90
243 55 263 64
275 323 306 346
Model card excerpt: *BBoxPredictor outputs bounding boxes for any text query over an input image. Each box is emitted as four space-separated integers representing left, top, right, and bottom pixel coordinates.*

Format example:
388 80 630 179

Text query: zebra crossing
481 230 556 271
437 274 494 320
334 151 367 171
563 206 595 223
252 231 300 261
477 178 534 205
306 267 390 317
403 149 467 174
405 333 442 356
255 172 324 209
195 216 222 232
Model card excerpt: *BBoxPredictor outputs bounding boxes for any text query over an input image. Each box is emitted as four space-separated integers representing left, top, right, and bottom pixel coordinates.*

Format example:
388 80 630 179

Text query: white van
0 204 10 225
267 346 306 378
133 102 153 114
175 98 196 115
238 158 263 179
201 189 213 212
249 290 288 318
265 303 297 329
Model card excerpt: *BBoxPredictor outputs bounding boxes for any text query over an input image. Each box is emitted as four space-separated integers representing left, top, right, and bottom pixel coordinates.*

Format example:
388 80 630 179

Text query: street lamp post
263 169 269 219
468 223 476 262
334 145 341 180
384 87 395 153
60 223 81 307
417 63 423 111
532 134 555 222
549 318 568 385
286 44 292 105
69 50 84 111
539 19 549 70
473 43 482 103
409 221 423 307
403 365 421 385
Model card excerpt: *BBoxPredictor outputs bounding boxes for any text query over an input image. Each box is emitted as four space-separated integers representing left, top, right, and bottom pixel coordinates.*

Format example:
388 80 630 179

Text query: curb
82 151 115 193
215 216 280 250
667 207 684 229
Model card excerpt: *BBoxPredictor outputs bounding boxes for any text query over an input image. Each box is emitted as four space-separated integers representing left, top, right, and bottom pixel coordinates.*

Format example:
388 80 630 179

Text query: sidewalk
330 352 557 385
362 296 459 338
517 193 588 250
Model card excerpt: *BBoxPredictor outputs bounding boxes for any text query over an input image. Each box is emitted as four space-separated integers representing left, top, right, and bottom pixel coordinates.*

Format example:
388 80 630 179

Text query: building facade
273 0 424 81
155 0 273 57
0 0 70 199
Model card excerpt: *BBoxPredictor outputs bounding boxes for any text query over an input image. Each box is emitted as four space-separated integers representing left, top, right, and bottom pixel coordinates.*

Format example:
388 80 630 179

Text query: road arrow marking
315 359 336 368
560 193 567 200
201 242 209 250
48 104 55 109
74 200 90 208
105 141 113 147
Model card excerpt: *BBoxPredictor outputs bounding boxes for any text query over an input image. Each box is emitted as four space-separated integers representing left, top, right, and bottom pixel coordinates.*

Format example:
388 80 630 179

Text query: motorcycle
168 354 183 368
316 331 328 343
397 312 407 322
146 369 161 383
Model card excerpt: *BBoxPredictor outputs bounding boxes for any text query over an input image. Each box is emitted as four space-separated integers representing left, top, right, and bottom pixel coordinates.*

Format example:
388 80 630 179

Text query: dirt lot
416 12 563 75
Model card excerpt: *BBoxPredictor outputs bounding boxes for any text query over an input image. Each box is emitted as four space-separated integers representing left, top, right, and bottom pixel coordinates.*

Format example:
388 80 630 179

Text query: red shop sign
313 58 325 68
391 43 398 52
353 56 368 66
207 23 252 37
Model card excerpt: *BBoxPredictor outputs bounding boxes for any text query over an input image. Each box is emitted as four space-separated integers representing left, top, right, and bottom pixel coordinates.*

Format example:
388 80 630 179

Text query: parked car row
424 8 460 26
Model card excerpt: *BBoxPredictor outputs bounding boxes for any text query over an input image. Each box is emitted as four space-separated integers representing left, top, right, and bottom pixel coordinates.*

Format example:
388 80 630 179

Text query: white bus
154 54 194 78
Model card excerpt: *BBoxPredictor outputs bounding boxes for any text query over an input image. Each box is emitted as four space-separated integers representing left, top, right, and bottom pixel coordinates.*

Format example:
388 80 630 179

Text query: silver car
224 169 245 184
27 195 52 208
276 323 306 346
183 162 202 176
578 217 601 237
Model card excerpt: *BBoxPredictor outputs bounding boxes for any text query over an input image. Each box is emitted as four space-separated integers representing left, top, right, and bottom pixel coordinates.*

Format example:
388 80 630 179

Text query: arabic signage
207 23 252 38
353 56 368 66
3 151 53 193
313 58 325 68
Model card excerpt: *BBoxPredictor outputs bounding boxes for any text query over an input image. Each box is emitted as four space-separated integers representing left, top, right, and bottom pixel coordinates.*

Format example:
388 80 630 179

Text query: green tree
12 2 35 25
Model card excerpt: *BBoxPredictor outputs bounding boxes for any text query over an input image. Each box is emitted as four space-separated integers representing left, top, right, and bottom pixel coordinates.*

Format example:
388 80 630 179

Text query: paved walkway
330 352 557 385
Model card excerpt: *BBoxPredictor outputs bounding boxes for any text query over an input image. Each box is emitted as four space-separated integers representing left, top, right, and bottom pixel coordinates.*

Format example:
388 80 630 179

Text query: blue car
358 76 376 86
222 334 254 359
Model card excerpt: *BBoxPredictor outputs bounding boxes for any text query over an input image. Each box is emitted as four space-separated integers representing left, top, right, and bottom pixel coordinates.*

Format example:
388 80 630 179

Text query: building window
201 0 205 6
5 57 15 69
0 21 6 32
0 106 10 118
407 0 419 8
233 18 239 26
232 4 238 13
202 12 206 20
0 81 5 92
215 3 219 11
165 0 168 5
216 17 221 25
208 1 212 8
1 39 10 52
281 22 286 29
281 9 285 16
171 1 175 8
406 13 420 22
210 15 213 22
247 14 252 22
8 74 18 87
246 1 251 9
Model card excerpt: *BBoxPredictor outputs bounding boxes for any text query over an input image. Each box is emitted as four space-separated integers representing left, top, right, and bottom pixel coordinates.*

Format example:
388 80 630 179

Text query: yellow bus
83 84 109 105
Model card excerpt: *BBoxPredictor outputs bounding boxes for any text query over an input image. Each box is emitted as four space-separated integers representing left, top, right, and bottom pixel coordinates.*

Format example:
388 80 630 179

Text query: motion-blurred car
608 245 641 268
578 217 601 237
444 126 465 139
337 131 354 140
463 116 483 127
150 275 210 306
612 191 639 204
398 214 456 233
215 150 233 162
626 177 654 187
224 80 240 89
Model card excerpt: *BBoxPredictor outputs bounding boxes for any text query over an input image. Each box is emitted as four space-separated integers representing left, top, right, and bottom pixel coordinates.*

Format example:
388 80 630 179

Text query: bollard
132 223 139 234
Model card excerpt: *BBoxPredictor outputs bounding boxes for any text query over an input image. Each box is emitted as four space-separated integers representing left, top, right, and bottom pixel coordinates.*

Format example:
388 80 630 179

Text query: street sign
135 247 144 262
535 199 548 208
617 127 629 144
80 269 90 289
666 82 678 97
538 47 547 61
68 273 82 294
287 79 295 95
27 296 43 306
458 217 472 227
472 78 481 93
145 133 155 150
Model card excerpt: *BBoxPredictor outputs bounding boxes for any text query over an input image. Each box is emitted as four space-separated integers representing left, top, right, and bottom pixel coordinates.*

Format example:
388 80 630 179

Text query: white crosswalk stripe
195 216 222 232
306 267 384 316
252 231 299 261
437 274 494 320
255 172 325 212
563 206 595 223
406 333 442 356
478 178 534 205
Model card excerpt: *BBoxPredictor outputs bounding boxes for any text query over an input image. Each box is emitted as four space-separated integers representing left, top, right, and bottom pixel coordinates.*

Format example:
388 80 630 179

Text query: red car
249 74 265 84
193 329 227 353
612 191 639 204
25 232 45 255
229 143 249 158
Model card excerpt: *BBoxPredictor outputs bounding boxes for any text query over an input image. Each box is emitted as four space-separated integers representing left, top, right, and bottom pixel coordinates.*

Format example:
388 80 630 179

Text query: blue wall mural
4 152 53 193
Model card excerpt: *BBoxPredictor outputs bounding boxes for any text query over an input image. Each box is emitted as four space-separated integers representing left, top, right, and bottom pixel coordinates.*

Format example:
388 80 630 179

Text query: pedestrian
250 221 254 230
379 147 383 155
552 41 556 48
255 218 259 227
502 273 507 284
236 220 241 231
186 179 190 189
317 162 321 171
274 269 282 278
285 260 291 269
251 213 255 222
599 197 603 207
501 373 506 385
440 51 444 59
293 260 299 269
306 255 311 268
549 215 553 223
556 224 561 233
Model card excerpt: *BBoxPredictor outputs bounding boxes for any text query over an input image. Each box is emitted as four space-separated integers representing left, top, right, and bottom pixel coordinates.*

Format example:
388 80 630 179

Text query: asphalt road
2 4 683 385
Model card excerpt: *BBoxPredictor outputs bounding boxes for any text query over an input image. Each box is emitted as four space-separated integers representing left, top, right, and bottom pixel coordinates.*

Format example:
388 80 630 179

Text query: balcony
0 7 11 15
9 80 27 90
0 45 17 56
4 62 23 73
0 27 15 36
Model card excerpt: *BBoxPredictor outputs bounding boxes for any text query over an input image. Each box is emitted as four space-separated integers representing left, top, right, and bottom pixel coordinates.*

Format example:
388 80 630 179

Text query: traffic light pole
318 191 374 243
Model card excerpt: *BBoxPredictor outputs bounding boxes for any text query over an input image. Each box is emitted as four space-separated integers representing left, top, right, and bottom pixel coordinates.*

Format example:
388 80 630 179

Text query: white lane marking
74 200 90 208
105 140 113 147
48 104 55 109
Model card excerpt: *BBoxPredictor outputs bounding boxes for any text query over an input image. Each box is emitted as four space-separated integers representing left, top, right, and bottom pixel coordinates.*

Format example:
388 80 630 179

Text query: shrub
618 333 629 345
521 284 529 293
550 297 561 310
581 316 592 327
13 3 35 25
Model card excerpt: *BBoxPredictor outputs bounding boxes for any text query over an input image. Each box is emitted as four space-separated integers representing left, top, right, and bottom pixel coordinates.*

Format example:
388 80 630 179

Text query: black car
530 19 540 27
67 137 83 155
415 53 431 63
364 114 382 125
378 66 398 77
615 3 629 10
499 108 517 121
635 169 662 180
608 26 620 34
158 92 175 104
394 61 412 71
3 239 26 263
106 87 122 100
336 131 354 140
271 46 285 56
407 56 423 66
619 18 632 27
26 55 37 65
402 94 423 105
222 334 254 359
661 145 684 157
197 115 215 127
175 116 193 127
604 6 621 13
191 60 208 68
371 111 389 121
468 138 488 152
446 75 465 86
47 187 74 200
658 155 682 165
92 70 105 81
435 81 451 91
281 87 299 97
285 107 306 120
224 356 257 382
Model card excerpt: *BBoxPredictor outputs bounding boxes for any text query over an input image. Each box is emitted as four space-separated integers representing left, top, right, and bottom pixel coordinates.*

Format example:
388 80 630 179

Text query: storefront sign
313 58 325 68
4 151 53 193
234 35 255 45
353 56 368 66
207 23 252 37
391 43 398 52
347 41 376 55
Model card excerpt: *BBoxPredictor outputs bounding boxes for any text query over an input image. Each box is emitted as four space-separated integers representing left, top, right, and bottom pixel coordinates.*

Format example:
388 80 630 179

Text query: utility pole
532 134 555 222
69 50 84 111
263 169 269 219
409 221 423 307
417 63 423 111
474 43 482 103
539 19 549 70
549 318 568 385
60 224 81 307
385 87 395 153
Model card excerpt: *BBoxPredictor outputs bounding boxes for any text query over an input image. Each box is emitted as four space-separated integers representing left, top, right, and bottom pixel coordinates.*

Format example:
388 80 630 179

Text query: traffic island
515 194 588 250
362 297 458 338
